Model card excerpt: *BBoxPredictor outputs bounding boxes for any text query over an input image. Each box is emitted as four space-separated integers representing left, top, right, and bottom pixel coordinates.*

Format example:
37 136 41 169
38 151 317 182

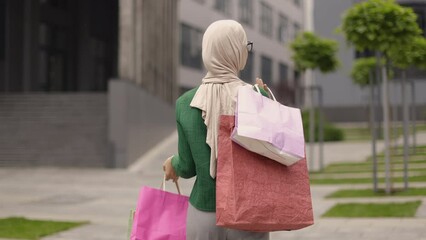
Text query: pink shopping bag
232 85 305 166
130 179 189 240
217 115 314 232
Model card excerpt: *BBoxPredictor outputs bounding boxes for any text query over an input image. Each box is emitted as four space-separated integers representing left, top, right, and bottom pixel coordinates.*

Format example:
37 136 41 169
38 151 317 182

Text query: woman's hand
163 156 179 182
256 77 269 92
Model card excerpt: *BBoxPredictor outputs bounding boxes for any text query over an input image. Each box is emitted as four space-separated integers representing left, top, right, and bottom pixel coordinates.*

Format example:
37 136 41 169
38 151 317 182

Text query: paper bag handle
161 174 182 195
254 84 277 101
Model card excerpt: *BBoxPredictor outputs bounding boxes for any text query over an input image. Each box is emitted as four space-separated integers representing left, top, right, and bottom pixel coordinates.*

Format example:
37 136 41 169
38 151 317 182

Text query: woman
163 20 270 240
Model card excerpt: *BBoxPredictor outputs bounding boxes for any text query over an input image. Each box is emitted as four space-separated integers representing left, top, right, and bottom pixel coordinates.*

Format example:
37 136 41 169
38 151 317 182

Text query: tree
387 37 426 190
341 0 422 194
341 0 421 53
351 57 378 87
290 32 339 171
291 32 339 73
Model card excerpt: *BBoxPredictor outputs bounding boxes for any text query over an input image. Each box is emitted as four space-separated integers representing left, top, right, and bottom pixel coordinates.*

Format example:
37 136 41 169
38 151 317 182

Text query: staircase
0 93 109 167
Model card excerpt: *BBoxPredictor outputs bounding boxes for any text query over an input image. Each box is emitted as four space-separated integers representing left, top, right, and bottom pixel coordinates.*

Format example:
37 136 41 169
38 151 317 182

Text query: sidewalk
0 132 425 240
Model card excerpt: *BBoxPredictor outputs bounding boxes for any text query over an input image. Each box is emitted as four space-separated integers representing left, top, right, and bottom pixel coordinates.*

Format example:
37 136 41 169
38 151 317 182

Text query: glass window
415 10 425 37
239 0 253 26
261 55 272 85
215 0 231 15
260 2 273 37
40 0 68 10
294 0 301 7
240 51 254 82
279 63 288 83
293 22 301 39
0 0 5 60
180 23 203 70
38 23 67 91
278 14 288 42
294 69 300 82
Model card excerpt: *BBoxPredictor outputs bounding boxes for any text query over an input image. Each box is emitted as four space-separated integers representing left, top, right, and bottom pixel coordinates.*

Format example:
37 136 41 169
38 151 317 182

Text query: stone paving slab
271 219 426 240
1 132 426 239
311 169 426 179
0 167 425 240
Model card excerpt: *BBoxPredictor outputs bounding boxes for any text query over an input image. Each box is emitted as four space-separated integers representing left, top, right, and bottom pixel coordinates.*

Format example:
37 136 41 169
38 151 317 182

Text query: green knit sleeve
253 85 270 98
171 119 196 179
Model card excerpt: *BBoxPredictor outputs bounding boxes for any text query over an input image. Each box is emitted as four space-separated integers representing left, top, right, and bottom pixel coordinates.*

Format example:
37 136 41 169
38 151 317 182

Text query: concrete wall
119 0 178 104
0 93 108 167
108 80 176 168
314 0 426 115
313 0 366 108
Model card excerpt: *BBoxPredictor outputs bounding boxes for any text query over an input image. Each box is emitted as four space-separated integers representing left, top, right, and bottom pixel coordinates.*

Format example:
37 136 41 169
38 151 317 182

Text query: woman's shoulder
176 87 199 107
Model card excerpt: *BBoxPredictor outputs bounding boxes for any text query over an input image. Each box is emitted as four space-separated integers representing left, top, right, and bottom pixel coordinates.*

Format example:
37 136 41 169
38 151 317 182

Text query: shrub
302 110 344 142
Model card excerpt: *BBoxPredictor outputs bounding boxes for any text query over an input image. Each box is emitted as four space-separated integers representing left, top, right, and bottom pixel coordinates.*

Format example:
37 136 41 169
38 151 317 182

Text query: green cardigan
171 86 268 212
171 88 215 211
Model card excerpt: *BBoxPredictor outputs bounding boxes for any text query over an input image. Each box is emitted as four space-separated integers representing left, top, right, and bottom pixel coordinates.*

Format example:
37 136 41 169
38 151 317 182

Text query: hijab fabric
190 20 249 178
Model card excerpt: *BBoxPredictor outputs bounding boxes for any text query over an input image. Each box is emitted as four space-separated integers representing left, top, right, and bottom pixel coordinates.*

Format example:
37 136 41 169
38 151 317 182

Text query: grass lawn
309 144 426 182
322 201 422 218
341 125 426 141
326 187 426 198
311 164 426 174
310 174 426 184
0 217 88 240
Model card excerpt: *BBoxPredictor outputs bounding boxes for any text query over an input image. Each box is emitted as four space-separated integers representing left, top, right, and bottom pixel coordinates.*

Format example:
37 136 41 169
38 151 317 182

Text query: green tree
290 32 340 171
290 32 339 73
341 0 421 54
350 57 390 87
351 57 377 87
340 0 422 194
387 37 426 182
389 37 426 70
389 36 426 70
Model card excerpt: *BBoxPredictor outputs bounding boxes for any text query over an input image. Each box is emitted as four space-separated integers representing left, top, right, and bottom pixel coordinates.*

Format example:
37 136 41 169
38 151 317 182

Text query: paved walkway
0 132 426 239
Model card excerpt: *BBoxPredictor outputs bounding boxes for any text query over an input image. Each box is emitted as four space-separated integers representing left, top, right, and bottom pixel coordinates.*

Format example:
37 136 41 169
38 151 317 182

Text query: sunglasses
247 41 253 52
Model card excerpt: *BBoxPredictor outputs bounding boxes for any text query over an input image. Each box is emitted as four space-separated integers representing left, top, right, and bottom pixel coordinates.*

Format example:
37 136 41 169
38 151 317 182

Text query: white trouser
186 204 270 240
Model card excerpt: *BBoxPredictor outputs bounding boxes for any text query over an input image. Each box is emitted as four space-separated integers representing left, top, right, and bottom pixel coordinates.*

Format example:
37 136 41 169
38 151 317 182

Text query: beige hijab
190 20 249 178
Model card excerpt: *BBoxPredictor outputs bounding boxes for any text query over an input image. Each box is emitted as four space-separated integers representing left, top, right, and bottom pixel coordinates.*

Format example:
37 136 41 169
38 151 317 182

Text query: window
277 14 288 42
355 49 374 59
40 0 68 11
261 55 273 85
215 0 231 15
240 51 254 81
0 0 5 61
260 2 273 37
294 0 301 7
240 0 253 26
294 69 300 82
38 23 68 91
180 23 203 70
293 22 301 39
279 63 288 83
415 10 425 37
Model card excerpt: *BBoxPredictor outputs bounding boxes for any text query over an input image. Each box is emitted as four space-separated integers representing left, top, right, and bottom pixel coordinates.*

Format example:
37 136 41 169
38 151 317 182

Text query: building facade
0 0 119 93
313 0 426 122
178 0 305 105
0 0 178 167
0 0 307 167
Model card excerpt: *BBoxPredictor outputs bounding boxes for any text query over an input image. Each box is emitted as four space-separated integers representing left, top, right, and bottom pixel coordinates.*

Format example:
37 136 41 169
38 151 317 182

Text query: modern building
0 0 178 168
0 0 307 168
313 0 426 122
178 0 305 105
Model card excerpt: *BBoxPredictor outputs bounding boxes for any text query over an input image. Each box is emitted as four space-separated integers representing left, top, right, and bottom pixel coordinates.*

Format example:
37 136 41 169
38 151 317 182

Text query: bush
302 110 344 142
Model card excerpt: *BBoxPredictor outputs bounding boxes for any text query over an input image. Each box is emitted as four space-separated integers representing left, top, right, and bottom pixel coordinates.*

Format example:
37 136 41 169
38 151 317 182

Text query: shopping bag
127 209 135 240
217 115 313 232
231 84 305 166
130 177 189 240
